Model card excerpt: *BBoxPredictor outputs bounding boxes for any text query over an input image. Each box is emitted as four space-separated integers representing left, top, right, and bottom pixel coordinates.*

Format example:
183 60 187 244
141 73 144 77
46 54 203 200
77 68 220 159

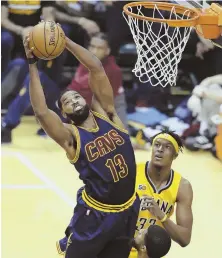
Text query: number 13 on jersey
105 154 128 182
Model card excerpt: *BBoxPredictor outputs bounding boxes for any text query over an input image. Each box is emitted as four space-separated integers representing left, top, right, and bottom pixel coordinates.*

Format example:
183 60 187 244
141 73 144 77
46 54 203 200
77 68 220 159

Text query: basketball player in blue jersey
23 33 140 258
129 130 193 258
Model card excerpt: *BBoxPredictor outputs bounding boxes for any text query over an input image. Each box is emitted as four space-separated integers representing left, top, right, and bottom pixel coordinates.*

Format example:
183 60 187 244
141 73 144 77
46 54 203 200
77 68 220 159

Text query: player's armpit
162 178 193 247
36 109 74 153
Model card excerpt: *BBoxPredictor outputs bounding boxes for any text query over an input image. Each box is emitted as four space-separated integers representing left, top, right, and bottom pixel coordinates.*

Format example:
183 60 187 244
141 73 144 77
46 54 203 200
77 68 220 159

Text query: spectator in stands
211 105 222 161
1 0 54 73
67 32 128 128
1 32 128 143
1 1 100 105
55 0 100 36
1 0 55 104
1 1 103 144
195 36 222 76
60 0 133 57
179 30 222 84
1 70 63 143
186 74 222 150
54 0 100 67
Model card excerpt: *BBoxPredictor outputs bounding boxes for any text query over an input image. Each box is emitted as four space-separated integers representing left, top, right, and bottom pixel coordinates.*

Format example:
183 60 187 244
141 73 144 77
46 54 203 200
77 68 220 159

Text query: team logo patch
138 184 146 190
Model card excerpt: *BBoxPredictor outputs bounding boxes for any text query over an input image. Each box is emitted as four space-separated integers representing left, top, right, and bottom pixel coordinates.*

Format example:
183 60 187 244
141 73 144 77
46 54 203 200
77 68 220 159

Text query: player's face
151 138 176 167
134 229 147 248
88 37 110 60
133 229 149 257
61 91 86 114
60 90 90 125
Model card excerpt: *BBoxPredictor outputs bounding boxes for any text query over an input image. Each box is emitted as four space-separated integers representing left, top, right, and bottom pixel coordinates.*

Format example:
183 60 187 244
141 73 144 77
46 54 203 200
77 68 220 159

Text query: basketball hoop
123 2 222 87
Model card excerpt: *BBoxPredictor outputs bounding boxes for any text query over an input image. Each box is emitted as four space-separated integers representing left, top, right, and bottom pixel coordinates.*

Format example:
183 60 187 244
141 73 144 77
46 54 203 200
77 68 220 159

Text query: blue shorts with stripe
57 187 140 258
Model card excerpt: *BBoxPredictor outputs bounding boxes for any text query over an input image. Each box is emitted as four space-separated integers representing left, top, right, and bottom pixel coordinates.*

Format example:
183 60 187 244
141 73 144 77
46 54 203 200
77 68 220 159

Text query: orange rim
123 1 200 27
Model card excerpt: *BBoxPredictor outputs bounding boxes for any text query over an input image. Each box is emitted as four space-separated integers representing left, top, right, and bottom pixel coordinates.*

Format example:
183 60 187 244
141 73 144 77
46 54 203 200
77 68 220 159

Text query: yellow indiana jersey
129 161 182 258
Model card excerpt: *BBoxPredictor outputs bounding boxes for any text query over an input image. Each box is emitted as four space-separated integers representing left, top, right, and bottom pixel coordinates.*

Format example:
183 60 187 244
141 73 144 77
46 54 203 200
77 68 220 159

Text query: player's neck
148 161 172 183
137 250 149 258
79 112 97 129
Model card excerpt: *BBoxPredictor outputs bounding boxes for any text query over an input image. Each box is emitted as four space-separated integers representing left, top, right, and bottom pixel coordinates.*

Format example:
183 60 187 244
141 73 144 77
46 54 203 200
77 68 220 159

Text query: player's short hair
144 225 171 258
151 128 184 153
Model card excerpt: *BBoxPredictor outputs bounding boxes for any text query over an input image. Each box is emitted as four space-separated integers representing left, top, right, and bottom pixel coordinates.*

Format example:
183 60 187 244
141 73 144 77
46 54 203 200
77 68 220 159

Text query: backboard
171 0 210 8
173 1 222 48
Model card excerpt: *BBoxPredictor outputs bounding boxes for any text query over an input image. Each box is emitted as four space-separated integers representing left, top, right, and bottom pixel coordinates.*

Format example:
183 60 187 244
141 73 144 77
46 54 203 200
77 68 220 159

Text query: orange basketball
29 21 66 60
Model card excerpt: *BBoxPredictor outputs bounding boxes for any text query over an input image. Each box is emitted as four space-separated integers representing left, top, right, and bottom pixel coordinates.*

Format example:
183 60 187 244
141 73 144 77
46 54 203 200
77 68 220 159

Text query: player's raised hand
23 34 35 59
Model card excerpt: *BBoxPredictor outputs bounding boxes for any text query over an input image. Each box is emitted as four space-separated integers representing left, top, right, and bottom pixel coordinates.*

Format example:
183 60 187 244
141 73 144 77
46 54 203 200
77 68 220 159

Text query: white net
123 4 194 87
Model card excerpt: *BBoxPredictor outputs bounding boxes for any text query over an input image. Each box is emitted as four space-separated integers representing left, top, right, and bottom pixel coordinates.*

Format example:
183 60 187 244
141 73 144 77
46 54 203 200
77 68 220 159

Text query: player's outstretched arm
23 35 75 156
162 178 193 247
65 37 115 115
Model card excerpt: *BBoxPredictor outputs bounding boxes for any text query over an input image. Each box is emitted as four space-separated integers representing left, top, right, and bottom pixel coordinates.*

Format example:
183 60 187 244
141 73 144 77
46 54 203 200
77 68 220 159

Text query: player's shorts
56 187 140 258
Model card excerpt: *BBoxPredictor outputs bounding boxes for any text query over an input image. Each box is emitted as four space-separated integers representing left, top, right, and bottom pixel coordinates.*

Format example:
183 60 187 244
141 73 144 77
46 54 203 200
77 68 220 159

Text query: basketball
29 21 66 60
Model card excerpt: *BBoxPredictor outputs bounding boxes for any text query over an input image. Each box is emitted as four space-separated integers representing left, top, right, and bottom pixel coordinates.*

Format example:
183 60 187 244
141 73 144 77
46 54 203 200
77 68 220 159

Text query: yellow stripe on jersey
68 125 81 164
82 189 136 213
92 111 129 135
77 112 99 132
8 0 41 15
56 240 65 256
129 161 182 258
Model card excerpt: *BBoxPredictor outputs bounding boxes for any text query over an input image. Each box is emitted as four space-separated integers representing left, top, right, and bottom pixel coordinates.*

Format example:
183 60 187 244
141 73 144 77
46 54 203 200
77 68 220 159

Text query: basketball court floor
1 117 222 258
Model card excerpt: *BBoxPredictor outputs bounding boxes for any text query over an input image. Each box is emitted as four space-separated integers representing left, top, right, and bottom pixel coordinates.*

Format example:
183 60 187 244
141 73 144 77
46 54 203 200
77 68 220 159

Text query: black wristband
28 57 38 64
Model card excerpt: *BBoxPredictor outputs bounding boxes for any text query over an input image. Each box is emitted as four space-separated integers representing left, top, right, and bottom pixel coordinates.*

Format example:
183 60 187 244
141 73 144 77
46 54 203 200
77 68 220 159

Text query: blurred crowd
1 0 222 161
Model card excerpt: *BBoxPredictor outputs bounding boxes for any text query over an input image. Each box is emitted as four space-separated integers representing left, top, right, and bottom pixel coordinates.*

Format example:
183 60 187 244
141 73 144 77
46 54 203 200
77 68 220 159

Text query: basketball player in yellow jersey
129 130 193 258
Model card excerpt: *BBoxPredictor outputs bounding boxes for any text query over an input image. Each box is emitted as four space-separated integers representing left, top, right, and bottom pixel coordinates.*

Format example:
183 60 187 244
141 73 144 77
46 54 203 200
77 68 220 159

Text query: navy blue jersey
70 111 136 205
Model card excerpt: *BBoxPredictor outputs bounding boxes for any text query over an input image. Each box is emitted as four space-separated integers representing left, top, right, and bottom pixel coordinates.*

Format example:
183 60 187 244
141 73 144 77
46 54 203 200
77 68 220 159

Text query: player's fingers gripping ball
28 20 66 60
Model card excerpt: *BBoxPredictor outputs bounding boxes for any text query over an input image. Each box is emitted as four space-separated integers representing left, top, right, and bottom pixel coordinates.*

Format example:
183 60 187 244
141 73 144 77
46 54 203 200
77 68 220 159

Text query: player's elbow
179 237 191 247
179 241 189 248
